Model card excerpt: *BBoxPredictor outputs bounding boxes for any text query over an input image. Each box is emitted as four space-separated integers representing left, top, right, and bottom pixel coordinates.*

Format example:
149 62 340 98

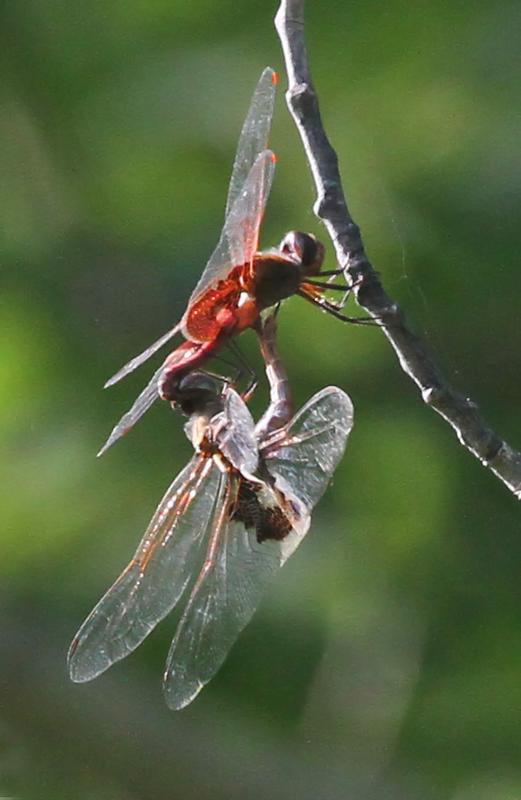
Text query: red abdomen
159 339 219 401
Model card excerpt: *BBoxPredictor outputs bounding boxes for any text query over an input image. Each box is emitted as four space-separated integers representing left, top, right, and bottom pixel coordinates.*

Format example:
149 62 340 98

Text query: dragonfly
69 314 354 710
98 66 355 457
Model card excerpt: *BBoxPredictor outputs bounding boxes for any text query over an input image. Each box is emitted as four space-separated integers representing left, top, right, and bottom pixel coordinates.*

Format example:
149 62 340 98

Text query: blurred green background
1 1 521 798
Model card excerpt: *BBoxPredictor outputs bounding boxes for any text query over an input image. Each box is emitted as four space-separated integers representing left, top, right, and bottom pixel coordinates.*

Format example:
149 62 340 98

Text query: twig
274 0 521 500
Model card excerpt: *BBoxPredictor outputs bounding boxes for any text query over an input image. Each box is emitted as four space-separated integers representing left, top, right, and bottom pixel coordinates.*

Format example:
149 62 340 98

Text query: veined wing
162 391 353 709
225 67 277 219
215 388 259 476
100 69 276 378
97 366 164 457
261 387 354 513
163 476 308 710
186 150 276 311
68 456 222 682
104 322 182 389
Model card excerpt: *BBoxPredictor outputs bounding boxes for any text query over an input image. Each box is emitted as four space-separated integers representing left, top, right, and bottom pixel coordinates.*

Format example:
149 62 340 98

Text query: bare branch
274 0 521 500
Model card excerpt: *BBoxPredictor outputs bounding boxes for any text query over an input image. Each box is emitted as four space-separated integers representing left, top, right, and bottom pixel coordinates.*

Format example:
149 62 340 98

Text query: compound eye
178 373 217 395
279 231 299 258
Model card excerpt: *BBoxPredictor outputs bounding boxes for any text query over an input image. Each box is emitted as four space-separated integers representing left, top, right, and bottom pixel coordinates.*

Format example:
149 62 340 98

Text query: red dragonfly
99 67 351 456
69 315 354 710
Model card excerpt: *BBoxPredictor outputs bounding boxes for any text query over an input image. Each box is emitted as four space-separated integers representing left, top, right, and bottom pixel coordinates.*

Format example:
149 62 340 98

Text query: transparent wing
100 70 276 384
97 366 163 457
68 457 222 682
215 388 259 476
104 322 182 389
161 389 352 710
163 477 308 710
261 387 354 512
187 150 276 308
225 67 277 219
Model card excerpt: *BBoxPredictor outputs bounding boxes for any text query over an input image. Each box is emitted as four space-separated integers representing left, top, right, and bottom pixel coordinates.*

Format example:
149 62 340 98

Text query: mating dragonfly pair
68 68 355 710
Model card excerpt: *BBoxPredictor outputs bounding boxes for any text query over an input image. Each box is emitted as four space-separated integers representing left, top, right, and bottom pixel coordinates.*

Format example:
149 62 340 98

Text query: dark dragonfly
69 315 353 709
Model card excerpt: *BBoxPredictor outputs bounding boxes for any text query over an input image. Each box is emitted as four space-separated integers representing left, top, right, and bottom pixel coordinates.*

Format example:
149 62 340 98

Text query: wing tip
97 428 125 457
261 66 278 86
69 670 91 684
68 635 113 684
163 674 203 711
67 640 92 683
68 662 103 684
96 435 117 458
254 148 277 166
103 375 119 389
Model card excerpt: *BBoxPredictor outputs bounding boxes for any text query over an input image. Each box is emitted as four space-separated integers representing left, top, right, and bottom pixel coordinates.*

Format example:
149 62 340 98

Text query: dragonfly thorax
251 253 304 308
250 232 326 310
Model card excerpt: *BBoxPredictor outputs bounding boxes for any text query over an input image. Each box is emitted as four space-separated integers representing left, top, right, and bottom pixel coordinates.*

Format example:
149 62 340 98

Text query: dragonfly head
171 372 224 418
278 231 325 277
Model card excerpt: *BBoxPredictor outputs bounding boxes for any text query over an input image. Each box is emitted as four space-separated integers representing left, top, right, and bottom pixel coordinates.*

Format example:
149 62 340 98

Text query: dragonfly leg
316 268 345 277
224 338 258 398
304 279 351 292
297 289 384 326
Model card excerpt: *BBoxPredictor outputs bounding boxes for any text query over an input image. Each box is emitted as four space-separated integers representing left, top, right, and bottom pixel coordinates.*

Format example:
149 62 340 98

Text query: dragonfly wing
104 322 182 388
161 390 353 710
163 476 305 710
215 388 259 476
68 457 222 682
97 366 164 457
225 67 277 219
226 150 276 274
261 387 354 514
187 150 276 307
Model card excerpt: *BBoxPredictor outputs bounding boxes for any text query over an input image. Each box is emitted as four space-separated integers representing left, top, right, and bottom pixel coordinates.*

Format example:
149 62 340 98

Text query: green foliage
1 1 520 798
